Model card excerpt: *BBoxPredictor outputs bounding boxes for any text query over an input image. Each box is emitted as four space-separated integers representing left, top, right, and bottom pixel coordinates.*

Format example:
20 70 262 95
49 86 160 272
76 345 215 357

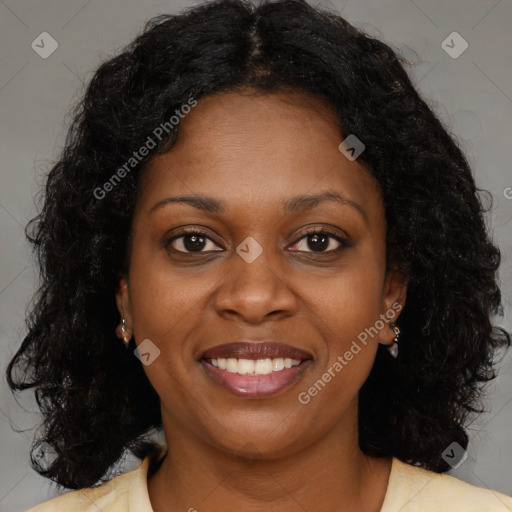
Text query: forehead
137 90 384 225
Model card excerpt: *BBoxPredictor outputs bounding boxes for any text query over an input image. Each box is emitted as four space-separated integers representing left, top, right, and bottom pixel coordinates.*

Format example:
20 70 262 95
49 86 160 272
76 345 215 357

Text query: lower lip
200 359 313 398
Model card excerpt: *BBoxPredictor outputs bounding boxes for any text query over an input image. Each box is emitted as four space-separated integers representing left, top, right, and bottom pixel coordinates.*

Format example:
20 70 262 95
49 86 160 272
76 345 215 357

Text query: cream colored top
26 444 512 511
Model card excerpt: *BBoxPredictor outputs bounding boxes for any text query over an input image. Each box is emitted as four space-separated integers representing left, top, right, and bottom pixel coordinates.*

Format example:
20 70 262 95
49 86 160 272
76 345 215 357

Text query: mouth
199 341 313 398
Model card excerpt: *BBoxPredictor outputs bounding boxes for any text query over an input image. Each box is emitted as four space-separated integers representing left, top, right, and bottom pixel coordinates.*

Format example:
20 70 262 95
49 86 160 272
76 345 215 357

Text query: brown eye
165 229 222 253
289 228 351 253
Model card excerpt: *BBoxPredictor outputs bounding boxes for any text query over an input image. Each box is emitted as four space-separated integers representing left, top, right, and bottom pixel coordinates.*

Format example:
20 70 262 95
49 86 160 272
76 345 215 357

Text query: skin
116 88 407 512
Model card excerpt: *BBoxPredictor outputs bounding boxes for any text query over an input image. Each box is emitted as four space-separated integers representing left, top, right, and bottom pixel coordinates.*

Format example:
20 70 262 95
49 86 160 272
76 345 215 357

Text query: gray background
0 0 511 510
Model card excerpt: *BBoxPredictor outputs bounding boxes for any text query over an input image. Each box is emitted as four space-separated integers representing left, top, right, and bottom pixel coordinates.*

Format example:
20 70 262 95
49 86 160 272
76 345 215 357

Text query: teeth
209 357 302 375
238 358 255 375
226 358 238 373
272 358 285 371
254 359 273 375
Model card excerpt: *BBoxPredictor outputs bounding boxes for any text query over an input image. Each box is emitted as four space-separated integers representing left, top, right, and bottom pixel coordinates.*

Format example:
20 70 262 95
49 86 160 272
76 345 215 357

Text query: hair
6 0 510 491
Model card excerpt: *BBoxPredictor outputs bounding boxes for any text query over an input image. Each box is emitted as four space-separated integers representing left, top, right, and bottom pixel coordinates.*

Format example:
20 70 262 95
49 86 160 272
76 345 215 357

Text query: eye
164 226 351 255
165 228 222 253
289 228 351 253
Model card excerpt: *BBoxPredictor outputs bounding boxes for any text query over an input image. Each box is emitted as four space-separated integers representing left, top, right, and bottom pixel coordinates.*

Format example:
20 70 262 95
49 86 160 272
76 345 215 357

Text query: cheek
125 254 206 391
127 240 210 340
300 278 381 418
126 263 202 407
305 248 385 367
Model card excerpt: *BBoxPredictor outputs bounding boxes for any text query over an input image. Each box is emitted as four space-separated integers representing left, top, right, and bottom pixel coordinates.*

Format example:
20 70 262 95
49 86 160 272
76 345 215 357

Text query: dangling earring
388 323 400 358
116 317 132 348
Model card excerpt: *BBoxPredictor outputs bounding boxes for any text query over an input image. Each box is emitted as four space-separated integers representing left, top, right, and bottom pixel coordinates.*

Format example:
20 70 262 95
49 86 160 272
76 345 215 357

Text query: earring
117 317 132 348
388 323 400 358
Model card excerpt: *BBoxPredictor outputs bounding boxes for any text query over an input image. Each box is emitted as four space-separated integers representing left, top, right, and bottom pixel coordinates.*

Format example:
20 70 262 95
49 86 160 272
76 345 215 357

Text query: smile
200 358 312 398
209 357 302 374
199 340 313 398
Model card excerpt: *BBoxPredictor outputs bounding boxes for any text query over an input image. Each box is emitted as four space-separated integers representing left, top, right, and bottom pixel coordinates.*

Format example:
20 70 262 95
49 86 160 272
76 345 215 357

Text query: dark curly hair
6 0 510 491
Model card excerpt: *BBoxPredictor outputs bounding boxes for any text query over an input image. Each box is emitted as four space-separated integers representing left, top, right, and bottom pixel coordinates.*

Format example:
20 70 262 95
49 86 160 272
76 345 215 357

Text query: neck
147 402 392 512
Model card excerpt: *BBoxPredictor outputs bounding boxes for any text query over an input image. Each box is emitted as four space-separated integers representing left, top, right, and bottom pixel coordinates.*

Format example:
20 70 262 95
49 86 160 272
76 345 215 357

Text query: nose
214 244 298 324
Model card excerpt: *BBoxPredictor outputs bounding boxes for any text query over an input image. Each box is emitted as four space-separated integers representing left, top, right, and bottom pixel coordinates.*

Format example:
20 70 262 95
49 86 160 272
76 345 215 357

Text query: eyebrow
149 191 367 222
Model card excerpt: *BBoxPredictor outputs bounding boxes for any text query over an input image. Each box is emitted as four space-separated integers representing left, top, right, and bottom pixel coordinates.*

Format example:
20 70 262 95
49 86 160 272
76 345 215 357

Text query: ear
115 276 133 335
379 267 407 345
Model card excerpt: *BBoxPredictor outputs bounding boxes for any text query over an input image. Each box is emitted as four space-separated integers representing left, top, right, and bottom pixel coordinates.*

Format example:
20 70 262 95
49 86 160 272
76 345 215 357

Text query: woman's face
117 89 406 458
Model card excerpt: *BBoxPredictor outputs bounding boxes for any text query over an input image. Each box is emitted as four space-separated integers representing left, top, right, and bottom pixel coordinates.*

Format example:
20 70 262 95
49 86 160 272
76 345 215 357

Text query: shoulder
381 457 512 512
25 445 166 512
25 470 134 512
24 471 128 512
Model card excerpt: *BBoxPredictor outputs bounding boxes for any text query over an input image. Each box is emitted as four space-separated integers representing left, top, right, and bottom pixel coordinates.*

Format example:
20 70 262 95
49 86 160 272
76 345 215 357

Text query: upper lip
201 341 313 361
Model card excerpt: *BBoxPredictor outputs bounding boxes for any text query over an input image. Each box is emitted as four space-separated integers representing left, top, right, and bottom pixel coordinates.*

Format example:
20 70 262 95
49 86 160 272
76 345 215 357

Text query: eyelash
164 226 351 255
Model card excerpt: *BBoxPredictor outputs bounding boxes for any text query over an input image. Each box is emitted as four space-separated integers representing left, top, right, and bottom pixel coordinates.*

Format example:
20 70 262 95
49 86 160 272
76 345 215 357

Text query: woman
7 0 511 510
